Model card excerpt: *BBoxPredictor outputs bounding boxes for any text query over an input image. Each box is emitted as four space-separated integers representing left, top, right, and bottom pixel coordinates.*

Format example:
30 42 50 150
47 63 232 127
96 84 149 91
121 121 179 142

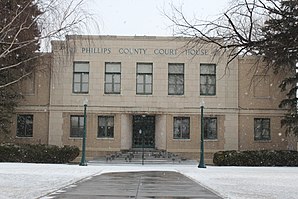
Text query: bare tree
167 1 277 61
0 0 96 89
166 0 298 135
0 0 97 134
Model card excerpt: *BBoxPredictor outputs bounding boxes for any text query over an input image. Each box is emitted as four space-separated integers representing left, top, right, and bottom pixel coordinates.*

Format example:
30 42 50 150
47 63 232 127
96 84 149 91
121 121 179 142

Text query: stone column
155 115 167 150
120 114 132 150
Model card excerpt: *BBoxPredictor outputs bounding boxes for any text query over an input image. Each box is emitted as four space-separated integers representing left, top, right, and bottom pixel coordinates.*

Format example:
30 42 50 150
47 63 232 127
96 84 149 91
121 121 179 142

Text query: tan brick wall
50 36 237 112
6 55 51 144
166 114 225 153
49 36 239 156
61 112 122 152
239 115 288 150
18 54 51 107
6 112 49 144
238 57 285 110
6 36 293 161
238 57 289 151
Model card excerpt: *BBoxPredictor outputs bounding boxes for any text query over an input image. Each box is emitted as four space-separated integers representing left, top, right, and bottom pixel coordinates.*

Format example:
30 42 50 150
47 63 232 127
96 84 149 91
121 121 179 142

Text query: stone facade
4 35 296 163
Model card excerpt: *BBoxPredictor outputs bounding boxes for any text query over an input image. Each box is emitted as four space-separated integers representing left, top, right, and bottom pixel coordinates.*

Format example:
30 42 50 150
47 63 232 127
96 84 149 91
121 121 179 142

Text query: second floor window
168 63 184 95
136 63 153 94
73 62 89 93
200 64 216 95
105 63 121 94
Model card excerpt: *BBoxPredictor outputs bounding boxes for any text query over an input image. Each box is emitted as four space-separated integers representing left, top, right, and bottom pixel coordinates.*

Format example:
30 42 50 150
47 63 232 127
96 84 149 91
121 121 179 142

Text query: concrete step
89 149 198 165
88 158 197 165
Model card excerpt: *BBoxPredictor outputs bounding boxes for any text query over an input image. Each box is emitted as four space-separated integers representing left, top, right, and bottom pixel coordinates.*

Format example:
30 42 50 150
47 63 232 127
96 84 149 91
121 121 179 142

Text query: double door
132 115 155 148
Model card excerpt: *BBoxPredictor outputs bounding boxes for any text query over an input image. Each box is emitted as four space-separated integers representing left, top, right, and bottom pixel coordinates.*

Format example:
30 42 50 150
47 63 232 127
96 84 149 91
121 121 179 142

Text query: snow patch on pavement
0 163 298 199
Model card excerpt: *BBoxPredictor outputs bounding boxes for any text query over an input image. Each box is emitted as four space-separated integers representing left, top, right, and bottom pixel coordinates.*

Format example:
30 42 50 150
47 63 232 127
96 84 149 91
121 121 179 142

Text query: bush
213 150 298 166
0 143 80 164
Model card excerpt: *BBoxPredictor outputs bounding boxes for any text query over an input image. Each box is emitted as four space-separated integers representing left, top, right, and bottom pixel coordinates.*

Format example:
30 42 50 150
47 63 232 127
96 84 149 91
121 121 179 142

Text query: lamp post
139 129 144 165
198 99 206 168
79 98 88 166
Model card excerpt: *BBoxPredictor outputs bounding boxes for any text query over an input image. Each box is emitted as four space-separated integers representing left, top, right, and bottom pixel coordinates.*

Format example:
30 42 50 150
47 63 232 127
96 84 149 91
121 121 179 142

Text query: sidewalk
47 171 222 198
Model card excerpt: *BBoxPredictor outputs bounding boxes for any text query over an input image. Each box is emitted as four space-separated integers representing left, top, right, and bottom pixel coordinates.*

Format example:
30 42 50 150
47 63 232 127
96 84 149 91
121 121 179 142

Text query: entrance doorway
132 115 155 148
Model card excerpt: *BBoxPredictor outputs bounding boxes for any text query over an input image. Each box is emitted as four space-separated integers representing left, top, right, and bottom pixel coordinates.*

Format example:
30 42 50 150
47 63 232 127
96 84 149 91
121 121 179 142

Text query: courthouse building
5 35 297 163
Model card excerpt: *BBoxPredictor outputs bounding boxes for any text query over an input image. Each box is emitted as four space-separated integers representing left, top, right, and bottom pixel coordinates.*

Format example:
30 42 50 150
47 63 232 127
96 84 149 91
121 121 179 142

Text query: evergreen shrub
0 143 79 163
213 150 298 166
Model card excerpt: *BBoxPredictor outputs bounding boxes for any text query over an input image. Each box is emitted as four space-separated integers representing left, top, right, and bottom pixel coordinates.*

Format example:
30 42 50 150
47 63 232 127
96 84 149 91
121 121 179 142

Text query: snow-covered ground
0 163 298 199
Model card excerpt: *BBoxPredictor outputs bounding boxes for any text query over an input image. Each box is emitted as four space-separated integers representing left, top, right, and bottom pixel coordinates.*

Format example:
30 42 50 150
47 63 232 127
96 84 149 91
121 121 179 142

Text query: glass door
132 115 155 148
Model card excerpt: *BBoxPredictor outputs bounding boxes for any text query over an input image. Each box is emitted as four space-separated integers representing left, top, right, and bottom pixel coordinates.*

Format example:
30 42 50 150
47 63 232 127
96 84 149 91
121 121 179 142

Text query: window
17 115 33 137
173 117 190 139
105 63 121 94
168 63 184 95
254 118 271 140
98 116 114 138
70 116 84 138
136 63 152 94
204 117 217 139
73 62 89 93
200 64 216 95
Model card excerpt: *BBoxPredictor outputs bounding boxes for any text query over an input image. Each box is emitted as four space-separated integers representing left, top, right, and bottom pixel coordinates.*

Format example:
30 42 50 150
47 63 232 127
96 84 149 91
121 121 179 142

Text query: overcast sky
85 0 231 36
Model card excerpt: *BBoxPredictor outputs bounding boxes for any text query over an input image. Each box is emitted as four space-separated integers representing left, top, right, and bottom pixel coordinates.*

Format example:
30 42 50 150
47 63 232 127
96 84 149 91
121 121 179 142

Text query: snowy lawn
0 163 298 199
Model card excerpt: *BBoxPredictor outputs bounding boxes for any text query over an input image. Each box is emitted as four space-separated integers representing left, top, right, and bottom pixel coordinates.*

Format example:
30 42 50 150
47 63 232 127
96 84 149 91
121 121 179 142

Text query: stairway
89 149 196 165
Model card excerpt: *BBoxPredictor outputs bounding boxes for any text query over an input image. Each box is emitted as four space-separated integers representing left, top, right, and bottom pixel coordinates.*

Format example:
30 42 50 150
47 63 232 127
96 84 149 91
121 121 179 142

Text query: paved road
48 171 222 199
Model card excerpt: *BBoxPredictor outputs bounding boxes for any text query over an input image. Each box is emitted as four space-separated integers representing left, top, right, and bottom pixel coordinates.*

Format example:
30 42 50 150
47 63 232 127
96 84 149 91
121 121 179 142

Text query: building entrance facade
132 115 155 148
7 35 293 165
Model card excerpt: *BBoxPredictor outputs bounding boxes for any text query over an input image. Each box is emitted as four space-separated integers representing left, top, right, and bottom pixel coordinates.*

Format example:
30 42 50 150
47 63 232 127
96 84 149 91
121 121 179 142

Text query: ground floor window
70 115 84 138
254 118 270 141
204 117 217 139
98 116 114 138
17 114 33 137
173 117 190 139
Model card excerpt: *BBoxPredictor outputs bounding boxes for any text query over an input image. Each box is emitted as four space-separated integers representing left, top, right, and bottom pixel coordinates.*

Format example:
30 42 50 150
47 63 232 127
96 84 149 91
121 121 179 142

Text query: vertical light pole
141 115 146 165
139 129 144 165
198 99 206 168
79 98 88 166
